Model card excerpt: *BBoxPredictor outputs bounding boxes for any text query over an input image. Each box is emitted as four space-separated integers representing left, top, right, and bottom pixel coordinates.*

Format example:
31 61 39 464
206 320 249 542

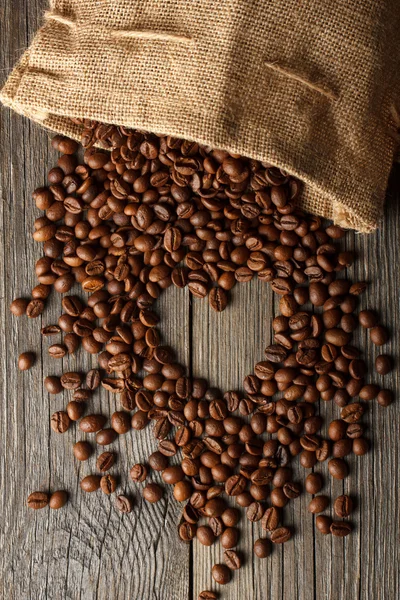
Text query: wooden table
1 3 399 599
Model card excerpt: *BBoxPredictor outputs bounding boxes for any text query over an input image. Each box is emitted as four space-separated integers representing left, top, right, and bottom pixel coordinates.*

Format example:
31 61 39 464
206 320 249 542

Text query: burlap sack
2 0 400 232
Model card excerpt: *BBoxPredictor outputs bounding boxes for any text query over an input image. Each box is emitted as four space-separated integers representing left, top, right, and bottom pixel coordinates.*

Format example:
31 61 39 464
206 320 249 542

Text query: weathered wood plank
1 1 400 599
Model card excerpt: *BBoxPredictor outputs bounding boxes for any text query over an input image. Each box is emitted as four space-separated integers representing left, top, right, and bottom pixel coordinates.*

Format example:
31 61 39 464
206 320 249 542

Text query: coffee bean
334 494 353 518
44 376 63 394
330 521 352 537
80 475 101 492
375 354 392 375
48 344 68 359
27 491 49 509
86 368 101 390
221 507 240 527
377 389 394 407
305 473 323 494
328 458 348 479
115 495 133 513
130 463 148 482
49 490 68 509
96 428 118 445
60 372 82 389
271 526 292 543
211 564 231 585
253 538 271 558
197 525 216 546
198 592 218 600
224 549 241 570
316 515 332 535
97 451 116 472
79 414 107 433
143 483 163 503
370 325 389 346
100 474 117 495
209 287 228 312
352 438 369 455
308 495 329 514
261 506 280 531
51 411 70 433
67 400 85 421
73 441 92 461
26 299 45 318
17 351 35 371
221 527 239 549
10 297 29 316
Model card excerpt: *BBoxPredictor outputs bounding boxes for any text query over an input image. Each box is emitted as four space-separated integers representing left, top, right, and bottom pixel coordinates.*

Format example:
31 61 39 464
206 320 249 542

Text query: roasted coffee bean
316 515 332 535
375 354 392 375
80 475 101 493
271 527 292 543
328 458 349 479
10 298 29 316
96 428 118 445
261 506 280 531
67 400 85 421
308 495 329 514
130 463 148 482
79 414 107 433
115 495 133 513
73 441 92 461
370 325 389 346
49 490 68 509
44 376 63 394
86 368 101 390
377 389 394 407
51 411 70 433
253 538 271 558
197 525 216 546
100 474 117 495
224 549 241 570
305 473 323 494
97 451 116 472
198 592 218 600
60 372 82 389
334 494 353 518
330 521 352 537
18 352 35 371
143 483 163 503
211 564 231 585
27 491 49 509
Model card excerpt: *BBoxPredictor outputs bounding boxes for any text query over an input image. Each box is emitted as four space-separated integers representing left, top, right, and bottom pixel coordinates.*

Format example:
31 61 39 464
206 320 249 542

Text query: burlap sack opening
2 0 400 232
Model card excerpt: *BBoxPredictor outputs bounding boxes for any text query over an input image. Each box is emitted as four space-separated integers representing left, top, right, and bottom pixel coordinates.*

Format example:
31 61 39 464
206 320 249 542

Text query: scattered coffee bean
27 491 49 509
315 515 332 535
224 550 241 570
143 483 163 503
334 495 353 518
18 352 35 371
211 564 231 585
330 521 353 537
253 538 271 558
100 474 117 495
115 495 133 513
51 411 70 433
80 475 101 493
97 452 116 472
10 298 29 316
73 441 92 461
49 490 68 509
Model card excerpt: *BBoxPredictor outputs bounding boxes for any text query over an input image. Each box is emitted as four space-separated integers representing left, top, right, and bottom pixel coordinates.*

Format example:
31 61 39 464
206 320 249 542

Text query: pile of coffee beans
11 122 394 598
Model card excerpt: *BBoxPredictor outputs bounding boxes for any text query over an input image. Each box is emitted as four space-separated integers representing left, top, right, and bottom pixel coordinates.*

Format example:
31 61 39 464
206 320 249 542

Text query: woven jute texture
2 0 400 231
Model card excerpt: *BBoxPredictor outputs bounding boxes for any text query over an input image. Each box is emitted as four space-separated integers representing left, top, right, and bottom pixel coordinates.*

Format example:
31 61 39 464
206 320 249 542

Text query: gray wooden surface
1 2 399 599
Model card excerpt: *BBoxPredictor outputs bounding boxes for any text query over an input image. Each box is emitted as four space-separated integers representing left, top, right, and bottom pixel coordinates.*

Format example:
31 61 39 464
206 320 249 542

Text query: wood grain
1 1 399 599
